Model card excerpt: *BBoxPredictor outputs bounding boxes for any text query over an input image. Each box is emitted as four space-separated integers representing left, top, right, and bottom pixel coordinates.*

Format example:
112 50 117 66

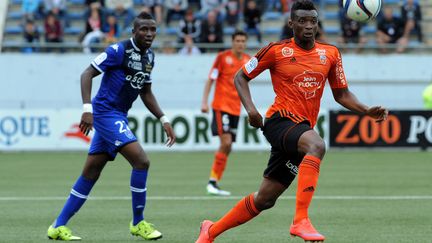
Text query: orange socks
209 193 260 238
294 155 321 224
209 152 228 181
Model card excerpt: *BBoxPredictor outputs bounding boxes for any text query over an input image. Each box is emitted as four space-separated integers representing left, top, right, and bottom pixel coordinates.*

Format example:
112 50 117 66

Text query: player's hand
365 106 388 123
79 112 93 136
163 122 176 147
247 110 263 128
201 102 209 113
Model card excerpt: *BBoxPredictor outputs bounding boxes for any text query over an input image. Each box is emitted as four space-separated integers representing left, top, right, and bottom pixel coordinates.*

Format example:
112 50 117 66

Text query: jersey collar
130 38 141 52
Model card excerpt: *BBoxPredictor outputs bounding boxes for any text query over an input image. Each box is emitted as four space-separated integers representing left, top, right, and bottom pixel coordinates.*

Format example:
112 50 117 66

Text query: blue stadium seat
324 0 338 5
64 26 83 35
263 27 280 35
324 26 340 35
134 0 143 5
5 26 22 34
68 12 84 20
262 12 282 21
164 27 178 35
11 0 22 4
363 25 376 34
7 12 23 20
69 0 84 4
224 27 235 35
324 12 339 20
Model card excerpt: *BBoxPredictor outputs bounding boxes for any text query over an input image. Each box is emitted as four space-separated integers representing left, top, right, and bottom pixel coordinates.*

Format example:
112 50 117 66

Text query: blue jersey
90 38 155 115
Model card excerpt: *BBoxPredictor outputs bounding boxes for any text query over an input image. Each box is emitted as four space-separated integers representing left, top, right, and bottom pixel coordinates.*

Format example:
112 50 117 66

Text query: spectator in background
44 0 68 26
82 2 104 53
22 0 43 20
161 40 177 54
44 12 63 51
401 0 422 42
200 10 224 51
226 0 240 27
23 18 40 53
165 0 188 26
376 7 408 53
85 0 105 7
105 0 135 32
177 9 201 43
103 14 120 44
178 36 202 55
244 0 262 43
280 0 295 16
200 0 228 22
338 13 367 52
141 0 163 25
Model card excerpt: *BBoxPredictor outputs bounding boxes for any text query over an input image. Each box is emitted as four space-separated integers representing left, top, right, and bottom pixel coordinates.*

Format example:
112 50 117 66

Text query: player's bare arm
79 65 100 136
332 87 389 122
201 78 214 113
140 84 176 146
234 70 263 128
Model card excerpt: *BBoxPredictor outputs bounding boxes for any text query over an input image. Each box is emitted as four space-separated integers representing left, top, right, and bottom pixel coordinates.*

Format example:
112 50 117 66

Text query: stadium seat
11 0 22 4
324 0 338 5
64 26 83 35
324 26 340 35
164 27 178 35
262 12 282 21
68 12 84 20
363 25 377 34
224 27 235 35
68 0 84 4
5 26 22 34
7 12 23 20
324 12 339 20
263 27 280 35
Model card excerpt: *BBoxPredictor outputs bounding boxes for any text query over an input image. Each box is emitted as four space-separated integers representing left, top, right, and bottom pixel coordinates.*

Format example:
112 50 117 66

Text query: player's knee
133 158 150 170
254 194 277 211
306 140 326 158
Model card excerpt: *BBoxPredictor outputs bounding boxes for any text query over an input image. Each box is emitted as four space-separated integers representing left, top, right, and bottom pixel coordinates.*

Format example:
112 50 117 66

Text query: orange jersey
209 50 251 116
242 38 348 127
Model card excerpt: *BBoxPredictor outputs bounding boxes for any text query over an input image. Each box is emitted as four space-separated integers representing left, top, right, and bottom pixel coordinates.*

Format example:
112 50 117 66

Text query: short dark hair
136 11 154 21
232 30 248 40
290 0 317 20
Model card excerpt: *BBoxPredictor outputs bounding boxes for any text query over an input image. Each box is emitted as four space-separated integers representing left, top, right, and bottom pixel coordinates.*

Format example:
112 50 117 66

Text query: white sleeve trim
91 62 103 73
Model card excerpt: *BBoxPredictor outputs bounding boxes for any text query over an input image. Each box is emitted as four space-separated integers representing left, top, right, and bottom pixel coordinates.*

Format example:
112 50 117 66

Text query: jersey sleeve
91 43 123 73
208 53 222 81
328 48 348 89
242 43 276 79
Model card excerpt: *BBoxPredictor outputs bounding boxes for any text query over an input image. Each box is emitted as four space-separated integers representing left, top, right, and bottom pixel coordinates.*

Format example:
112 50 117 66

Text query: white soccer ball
343 0 382 23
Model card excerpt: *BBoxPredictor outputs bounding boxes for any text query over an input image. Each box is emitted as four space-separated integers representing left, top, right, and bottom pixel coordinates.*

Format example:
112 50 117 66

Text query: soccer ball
343 0 382 23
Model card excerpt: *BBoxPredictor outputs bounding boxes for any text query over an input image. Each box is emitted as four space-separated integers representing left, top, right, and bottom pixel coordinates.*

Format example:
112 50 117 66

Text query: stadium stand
1 0 431 52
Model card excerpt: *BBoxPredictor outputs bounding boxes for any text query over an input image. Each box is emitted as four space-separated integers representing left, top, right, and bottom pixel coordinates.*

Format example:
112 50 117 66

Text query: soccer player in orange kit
201 30 250 196
196 0 388 242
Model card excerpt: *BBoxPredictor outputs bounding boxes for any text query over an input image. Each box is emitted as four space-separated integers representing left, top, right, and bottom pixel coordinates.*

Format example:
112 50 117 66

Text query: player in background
201 30 251 196
196 0 388 242
47 12 176 241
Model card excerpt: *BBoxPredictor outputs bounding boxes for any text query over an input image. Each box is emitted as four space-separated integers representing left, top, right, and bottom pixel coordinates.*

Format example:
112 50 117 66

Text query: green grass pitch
0 151 431 242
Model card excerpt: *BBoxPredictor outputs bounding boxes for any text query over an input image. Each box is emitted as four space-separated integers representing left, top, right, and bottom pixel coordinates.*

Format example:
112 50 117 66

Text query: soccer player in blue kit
47 12 176 241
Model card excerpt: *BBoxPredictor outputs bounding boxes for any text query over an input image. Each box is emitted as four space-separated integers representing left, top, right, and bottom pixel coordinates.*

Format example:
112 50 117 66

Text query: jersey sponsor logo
110 44 119 52
225 56 233 65
245 57 258 74
131 52 141 61
94 52 107 65
127 61 142 71
285 161 298 175
293 70 325 99
281 47 294 57
335 55 347 85
209 68 219 80
126 72 150 89
316 48 326 56
125 48 135 53
145 64 153 72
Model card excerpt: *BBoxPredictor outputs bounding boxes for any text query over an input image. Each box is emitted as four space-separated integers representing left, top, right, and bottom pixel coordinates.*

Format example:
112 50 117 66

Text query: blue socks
130 169 148 225
55 176 95 227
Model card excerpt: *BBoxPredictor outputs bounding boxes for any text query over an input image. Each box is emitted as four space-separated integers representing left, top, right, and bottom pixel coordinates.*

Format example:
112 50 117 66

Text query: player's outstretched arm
234 70 263 128
140 83 176 146
332 88 388 122
201 78 214 113
79 65 101 136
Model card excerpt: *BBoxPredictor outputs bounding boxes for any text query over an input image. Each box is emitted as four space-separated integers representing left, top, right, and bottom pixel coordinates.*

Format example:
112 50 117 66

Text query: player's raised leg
196 177 286 243
47 153 110 241
120 142 162 240
290 130 326 242
207 132 232 196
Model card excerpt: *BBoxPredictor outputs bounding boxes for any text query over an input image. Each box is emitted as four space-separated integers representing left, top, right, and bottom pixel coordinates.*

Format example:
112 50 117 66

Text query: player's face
133 19 157 49
290 10 318 42
232 35 247 53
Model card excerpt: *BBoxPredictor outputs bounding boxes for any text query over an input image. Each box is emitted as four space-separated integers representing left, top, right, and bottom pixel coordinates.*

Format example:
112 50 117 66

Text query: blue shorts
89 113 137 160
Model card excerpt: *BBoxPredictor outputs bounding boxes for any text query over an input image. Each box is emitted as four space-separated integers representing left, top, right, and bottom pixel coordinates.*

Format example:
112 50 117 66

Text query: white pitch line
0 195 432 201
